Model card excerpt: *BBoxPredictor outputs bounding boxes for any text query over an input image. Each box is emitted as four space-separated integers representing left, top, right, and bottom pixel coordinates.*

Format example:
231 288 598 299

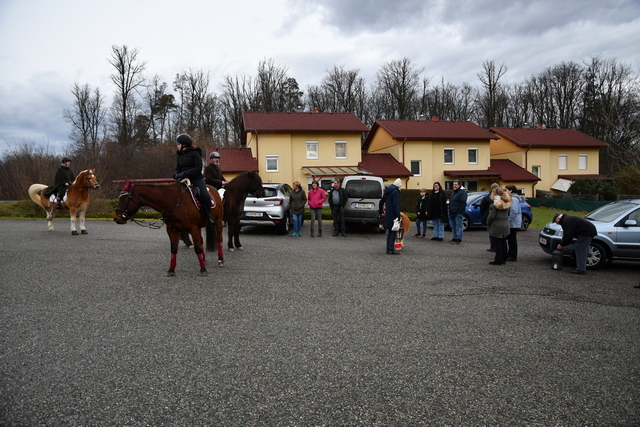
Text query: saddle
48 191 67 204
178 179 216 210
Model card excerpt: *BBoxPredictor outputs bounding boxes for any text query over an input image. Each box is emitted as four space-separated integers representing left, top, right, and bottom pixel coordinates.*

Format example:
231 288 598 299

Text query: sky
1 0 639 156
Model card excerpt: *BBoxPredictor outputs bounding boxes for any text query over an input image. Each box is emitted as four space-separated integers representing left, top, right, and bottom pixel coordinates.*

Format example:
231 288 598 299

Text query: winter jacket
559 214 597 246
53 164 75 196
307 188 326 209
508 193 522 229
479 193 493 225
379 184 401 230
427 190 448 221
487 196 512 238
204 163 226 189
415 195 428 219
448 187 467 216
328 187 348 208
175 146 204 181
289 188 307 215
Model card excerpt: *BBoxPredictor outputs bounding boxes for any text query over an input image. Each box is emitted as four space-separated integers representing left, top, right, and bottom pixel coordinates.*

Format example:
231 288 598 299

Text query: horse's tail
28 184 47 207
205 223 216 252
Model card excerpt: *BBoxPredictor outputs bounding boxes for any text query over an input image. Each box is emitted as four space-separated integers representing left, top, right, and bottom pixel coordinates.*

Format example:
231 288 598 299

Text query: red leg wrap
170 253 177 269
197 252 206 268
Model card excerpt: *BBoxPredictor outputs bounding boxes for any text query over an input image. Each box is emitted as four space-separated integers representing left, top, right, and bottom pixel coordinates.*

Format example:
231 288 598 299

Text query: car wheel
278 212 291 234
586 241 607 269
520 215 530 231
462 215 469 231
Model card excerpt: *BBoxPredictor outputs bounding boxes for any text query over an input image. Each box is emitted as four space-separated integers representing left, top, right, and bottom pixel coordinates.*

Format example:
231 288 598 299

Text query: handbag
391 217 401 231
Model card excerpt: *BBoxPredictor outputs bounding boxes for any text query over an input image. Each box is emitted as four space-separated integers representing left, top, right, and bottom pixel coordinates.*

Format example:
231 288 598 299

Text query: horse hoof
199 270 208 276
166 271 175 277
81 230 88 234
218 260 224 268
71 230 79 235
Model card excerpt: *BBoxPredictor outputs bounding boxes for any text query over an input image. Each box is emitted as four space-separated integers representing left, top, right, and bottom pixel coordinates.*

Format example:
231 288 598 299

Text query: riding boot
311 229 315 237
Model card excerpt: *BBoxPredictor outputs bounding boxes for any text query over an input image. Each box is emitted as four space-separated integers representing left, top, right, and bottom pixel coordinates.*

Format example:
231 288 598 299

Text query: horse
28 169 101 235
222 170 265 251
379 212 412 250
113 180 225 277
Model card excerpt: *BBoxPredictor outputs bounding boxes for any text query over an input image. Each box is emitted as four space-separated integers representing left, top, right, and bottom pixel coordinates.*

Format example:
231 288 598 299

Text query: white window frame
579 154 587 170
335 141 347 159
559 154 567 170
531 165 540 177
444 148 454 164
410 160 421 176
266 155 279 172
306 141 318 159
468 148 478 165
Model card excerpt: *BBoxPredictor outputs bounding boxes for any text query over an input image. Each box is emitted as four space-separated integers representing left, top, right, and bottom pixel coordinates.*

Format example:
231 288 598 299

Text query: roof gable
206 147 258 173
358 153 412 177
490 128 608 148
489 159 541 182
242 112 369 134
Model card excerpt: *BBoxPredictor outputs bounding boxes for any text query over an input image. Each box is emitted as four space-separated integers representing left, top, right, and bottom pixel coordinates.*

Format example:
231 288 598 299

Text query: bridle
74 171 100 189
115 183 187 229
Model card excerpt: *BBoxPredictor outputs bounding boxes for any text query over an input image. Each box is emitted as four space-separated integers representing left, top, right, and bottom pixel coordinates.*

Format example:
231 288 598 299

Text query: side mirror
623 219 637 226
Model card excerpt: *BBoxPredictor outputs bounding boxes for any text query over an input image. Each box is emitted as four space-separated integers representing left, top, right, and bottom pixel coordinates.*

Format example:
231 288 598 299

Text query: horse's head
114 180 138 224
247 170 265 198
85 169 100 190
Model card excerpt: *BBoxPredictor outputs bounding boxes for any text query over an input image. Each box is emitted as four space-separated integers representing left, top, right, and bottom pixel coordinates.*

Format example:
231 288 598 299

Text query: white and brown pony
379 212 412 250
28 169 100 235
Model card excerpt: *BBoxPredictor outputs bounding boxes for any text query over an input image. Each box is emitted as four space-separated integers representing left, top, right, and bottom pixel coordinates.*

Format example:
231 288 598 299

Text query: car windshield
584 202 638 222
345 181 381 198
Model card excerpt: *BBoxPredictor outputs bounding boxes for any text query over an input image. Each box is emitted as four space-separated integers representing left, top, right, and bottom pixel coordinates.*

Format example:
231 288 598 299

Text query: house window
559 154 567 170
468 148 478 164
335 141 347 159
410 160 421 176
306 141 318 159
579 154 587 170
444 148 454 164
532 165 540 177
266 155 279 172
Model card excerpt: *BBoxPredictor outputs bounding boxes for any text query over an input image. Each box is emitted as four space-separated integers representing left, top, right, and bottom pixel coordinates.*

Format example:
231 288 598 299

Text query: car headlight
557 229 564 237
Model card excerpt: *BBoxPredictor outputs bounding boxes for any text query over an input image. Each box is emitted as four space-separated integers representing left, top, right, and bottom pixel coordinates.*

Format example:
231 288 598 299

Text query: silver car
240 183 292 234
538 199 640 269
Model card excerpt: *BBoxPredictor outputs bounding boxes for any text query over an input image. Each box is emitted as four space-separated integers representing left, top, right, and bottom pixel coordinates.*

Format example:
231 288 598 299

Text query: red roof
490 128 608 148
489 159 541 182
363 120 497 150
242 112 369 134
558 174 611 180
444 169 501 178
358 153 412 177
206 147 258 173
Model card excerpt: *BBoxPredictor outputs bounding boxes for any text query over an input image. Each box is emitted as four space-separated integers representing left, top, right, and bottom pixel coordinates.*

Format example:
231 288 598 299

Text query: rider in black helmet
54 157 75 209
173 134 215 226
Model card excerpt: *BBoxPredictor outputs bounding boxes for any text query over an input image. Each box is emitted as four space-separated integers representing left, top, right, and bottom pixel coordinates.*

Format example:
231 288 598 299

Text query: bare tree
220 73 257 145
476 60 509 128
63 82 107 160
108 45 146 146
374 57 424 120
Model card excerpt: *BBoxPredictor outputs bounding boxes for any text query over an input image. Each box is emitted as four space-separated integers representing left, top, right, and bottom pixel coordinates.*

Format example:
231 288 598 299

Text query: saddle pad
48 194 67 203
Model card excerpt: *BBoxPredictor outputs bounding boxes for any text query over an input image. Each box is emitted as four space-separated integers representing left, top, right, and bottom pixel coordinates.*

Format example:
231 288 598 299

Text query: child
414 188 428 237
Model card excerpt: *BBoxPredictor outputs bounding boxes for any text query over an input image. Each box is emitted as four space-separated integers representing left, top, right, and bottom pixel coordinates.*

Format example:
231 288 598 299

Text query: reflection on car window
345 181 381 198
585 202 638 222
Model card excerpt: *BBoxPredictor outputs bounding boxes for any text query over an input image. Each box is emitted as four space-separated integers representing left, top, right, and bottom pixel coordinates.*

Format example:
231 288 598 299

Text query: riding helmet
210 151 220 159
176 134 193 147
61 156 72 163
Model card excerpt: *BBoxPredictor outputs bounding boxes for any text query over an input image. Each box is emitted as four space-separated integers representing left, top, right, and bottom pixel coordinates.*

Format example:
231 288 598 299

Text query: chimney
537 124 544 129
432 116 439 122
311 109 318 113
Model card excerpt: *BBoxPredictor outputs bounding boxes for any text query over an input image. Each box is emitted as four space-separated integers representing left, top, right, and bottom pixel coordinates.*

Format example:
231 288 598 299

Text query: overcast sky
1 0 638 155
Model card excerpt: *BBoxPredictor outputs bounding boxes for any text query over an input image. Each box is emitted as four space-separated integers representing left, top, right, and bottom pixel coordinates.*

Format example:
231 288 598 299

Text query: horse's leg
167 228 180 277
227 219 236 251
216 216 224 267
191 227 207 276
181 231 194 248
70 207 79 235
79 206 88 234
40 195 55 231
233 219 242 250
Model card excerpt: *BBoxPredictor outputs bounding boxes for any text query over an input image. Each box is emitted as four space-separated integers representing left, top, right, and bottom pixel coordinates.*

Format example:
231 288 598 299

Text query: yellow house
242 112 370 189
489 128 609 195
362 119 536 192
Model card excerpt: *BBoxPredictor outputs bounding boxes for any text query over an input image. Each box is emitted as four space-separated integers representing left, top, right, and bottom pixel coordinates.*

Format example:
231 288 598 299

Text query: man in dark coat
328 178 348 237
174 134 214 226
379 178 402 254
554 213 597 275
480 183 499 251
204 151 227 190
448 179 467 244
53 157 75 209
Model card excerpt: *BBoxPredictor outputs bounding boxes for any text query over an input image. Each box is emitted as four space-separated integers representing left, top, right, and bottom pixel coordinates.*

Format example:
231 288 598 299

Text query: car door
614 206 640 258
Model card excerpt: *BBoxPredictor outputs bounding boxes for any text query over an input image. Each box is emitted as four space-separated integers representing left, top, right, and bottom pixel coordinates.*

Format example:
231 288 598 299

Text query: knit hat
394 178 402 188
553 212 562 223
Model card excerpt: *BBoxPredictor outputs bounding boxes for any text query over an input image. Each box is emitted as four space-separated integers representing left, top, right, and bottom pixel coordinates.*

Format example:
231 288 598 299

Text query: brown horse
222 171 265 251
28 169 101 235
113 180 224 276
379 212 411 250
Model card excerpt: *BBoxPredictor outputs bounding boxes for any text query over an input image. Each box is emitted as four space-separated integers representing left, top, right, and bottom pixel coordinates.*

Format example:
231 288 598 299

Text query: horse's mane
71 170 91 185
226 170 258 190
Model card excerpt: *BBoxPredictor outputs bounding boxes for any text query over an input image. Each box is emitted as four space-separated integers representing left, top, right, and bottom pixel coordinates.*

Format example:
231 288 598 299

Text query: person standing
486 188 511 265
328 178 348 236
448 179 467 244
203 151 228 190
414 188 428 237
480 183 499 252
53 156 75 209
505 185 522 261
380 178 402 255
553 212 597 275
174 134 214 226
307 180 326 237
289 181 307 237
427 181 448 241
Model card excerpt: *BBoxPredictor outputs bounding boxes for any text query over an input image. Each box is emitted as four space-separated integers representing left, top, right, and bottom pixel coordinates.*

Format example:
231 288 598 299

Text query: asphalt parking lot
1 219 639 426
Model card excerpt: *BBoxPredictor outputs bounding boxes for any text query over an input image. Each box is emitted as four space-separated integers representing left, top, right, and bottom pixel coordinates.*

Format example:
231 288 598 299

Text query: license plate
539 237 547 245
245 212 262 217
353 203 372 209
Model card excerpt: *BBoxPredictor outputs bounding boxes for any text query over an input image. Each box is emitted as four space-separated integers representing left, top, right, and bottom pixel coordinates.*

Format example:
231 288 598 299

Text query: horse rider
204 151 228 190
54 156 75 209
173 134 215 226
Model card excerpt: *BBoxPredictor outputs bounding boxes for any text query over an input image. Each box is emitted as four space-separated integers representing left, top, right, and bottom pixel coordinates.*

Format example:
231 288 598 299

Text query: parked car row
455 191 533 231
538 199 640 269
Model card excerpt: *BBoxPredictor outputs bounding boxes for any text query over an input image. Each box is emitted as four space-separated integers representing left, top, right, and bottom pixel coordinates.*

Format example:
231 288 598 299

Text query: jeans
449 213 464 241
310 208 323 231
331 206 345 234
416 217 427 234
292 213 303 233
432 218 444 238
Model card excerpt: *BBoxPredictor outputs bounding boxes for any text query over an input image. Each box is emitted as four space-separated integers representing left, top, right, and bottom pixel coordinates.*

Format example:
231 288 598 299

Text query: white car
240 183 293 234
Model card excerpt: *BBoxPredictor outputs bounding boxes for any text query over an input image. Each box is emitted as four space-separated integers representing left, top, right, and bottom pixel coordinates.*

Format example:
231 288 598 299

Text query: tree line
1 45 638 200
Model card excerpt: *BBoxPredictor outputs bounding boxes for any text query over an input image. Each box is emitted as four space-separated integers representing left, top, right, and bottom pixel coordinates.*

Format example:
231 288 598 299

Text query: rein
116 183 188 229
